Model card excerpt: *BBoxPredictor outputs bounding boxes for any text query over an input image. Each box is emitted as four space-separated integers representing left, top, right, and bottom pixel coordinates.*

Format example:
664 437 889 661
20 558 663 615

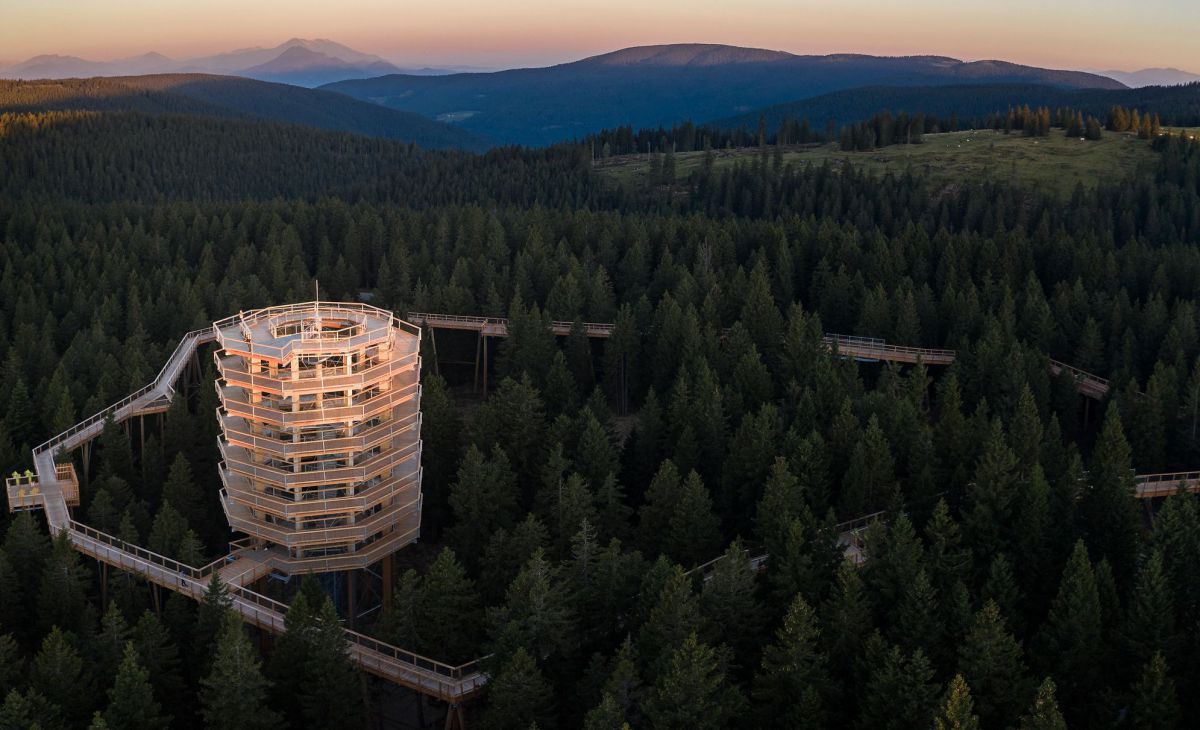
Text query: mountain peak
245 46 355 75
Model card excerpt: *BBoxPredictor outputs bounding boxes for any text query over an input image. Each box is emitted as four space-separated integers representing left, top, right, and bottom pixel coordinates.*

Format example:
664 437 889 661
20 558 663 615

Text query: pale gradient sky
1 0 1196 72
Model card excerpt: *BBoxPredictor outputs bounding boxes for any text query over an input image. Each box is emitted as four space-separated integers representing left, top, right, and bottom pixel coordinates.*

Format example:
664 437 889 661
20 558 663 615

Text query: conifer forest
3 99 1200 729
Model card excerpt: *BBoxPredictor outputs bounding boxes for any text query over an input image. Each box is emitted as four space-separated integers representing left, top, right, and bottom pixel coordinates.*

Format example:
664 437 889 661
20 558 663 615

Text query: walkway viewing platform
4 307 487 703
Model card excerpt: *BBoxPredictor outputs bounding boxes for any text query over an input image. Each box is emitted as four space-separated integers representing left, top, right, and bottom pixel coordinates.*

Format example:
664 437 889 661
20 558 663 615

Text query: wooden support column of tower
429 327 440 376
473 332 482 395
347 570 357 629
445 703 466 730
382 553 393 612
81 442 91 486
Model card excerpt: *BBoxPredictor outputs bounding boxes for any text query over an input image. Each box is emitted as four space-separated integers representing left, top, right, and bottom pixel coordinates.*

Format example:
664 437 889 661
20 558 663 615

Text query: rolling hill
322 43 1125 146
0 75 488 150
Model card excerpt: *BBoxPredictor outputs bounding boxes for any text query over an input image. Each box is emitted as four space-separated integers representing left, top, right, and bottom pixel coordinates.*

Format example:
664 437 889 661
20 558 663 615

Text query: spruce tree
859 642 940 729
161 453 205 537
0 634 20 699
447 445 520 562
37 530 89 636
663 470 722 568
1129 652 1179 730
638 460 682 554
4 511 49 598
1037 540 1102 722
753 594 828 729
299 597 364 729
934 675 981 730
31 627 90 726
637 565 702 675
957 601 1028 728
0 687 64 730
699 539 762 660
841 415 894 515
200 613 280 730
1083 403 1141 581
94 602 131 680
483 647 554 730
641 633 745 730
419 547 481 662
131 610 185 711
1017 677 1066 730
964 420 1020 573
104 643 169 730
1123 548 1176 666
194 572 232 671
488 549 575 663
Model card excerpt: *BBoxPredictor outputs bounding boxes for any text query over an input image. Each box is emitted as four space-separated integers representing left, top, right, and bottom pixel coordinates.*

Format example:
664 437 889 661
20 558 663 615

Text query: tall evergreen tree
957 601 1028 728
199 613 280 730
1017 677 1067 730
641 633 745 730
1129 652 1179 730
1082 403 1141 580
1037 540 1102 722
753 594 829 729
104 643 169 730
934 675 981 730
483 647 554 730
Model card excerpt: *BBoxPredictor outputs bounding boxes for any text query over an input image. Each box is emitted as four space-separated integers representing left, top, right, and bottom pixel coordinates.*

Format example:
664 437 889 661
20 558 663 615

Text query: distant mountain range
1096 67 1200 88
0 39 460 88
0 75 488 151
323 43 1126 145
712 82 1200 134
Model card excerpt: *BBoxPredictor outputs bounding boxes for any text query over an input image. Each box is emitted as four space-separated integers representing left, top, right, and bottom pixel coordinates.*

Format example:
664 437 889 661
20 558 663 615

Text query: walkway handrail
1048 358 1109 388
32 327 215 461
64 518 487 692
407 311 616 336
835 509 886 534
823 334 957 361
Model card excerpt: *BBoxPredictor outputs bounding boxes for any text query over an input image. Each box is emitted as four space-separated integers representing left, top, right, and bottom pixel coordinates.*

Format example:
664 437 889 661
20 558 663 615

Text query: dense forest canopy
2 105 1200 728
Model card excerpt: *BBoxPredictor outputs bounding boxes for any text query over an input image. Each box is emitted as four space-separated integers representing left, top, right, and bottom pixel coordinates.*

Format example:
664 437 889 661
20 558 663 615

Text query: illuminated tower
213 302 422 573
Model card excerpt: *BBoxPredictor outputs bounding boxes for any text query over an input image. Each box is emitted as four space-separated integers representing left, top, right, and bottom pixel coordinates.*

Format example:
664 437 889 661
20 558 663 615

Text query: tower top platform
214 302 419 360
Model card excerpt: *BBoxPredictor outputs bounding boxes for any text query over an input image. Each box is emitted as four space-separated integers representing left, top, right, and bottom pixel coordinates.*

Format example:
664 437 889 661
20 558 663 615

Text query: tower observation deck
213 302 423 573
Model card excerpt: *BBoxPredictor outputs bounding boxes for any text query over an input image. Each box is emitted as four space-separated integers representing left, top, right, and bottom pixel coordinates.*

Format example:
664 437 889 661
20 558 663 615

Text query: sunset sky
2 0 1196 72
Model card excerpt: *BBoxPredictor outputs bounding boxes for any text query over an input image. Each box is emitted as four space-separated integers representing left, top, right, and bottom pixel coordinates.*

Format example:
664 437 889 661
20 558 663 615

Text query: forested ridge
2 107 1200 728
0 76 489 151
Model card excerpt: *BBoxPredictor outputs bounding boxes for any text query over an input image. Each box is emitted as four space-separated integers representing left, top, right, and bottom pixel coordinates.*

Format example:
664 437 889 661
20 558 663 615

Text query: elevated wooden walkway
410 311 1112 400
408 311 615 338
5 307 1170 706
1135 472 1200 499
5 313 487 703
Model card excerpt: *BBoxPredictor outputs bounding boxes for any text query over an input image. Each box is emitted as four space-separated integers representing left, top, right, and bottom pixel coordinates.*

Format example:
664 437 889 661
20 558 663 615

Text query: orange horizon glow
2 0 1197 74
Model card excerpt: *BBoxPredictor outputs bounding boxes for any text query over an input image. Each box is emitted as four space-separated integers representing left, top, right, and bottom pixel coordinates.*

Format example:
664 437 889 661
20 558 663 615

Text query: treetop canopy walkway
409 311 1110 400
4 306 1187 705
4 308 487 704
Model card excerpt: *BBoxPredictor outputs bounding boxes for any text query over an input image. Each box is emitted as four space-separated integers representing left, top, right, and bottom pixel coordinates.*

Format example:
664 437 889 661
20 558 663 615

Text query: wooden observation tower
213 302 424 574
